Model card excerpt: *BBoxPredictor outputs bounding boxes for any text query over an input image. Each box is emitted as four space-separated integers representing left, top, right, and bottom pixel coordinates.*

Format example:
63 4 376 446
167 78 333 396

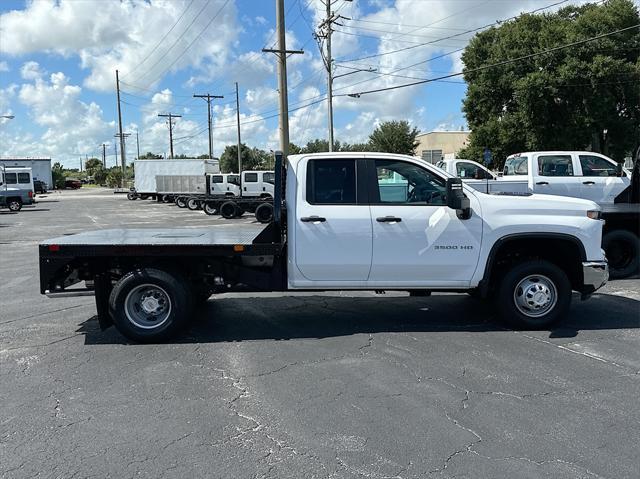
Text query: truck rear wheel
203 202 218 215
187 198 201 210
127 192 137 200
220 201 237 219
255 203 273 223
109 268 193 343
7 198 22 212
603 230 639 279
496 260 571 329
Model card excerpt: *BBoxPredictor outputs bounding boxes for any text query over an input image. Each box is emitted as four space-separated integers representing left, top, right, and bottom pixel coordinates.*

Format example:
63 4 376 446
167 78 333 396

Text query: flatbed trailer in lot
40 151 609 342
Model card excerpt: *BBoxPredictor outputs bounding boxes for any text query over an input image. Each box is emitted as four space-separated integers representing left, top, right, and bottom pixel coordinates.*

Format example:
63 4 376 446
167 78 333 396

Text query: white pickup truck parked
436 158 529 194
39 152 608 342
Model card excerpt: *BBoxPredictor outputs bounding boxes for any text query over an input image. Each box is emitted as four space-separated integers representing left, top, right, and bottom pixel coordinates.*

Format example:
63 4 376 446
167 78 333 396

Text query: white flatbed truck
39 152 608 342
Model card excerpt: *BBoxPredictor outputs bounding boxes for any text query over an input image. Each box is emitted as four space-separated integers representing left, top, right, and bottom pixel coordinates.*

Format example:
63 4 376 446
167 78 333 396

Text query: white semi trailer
128 159 220 201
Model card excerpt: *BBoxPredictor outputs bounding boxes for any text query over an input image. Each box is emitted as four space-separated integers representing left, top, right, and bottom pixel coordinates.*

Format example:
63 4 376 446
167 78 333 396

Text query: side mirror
446 177 471 219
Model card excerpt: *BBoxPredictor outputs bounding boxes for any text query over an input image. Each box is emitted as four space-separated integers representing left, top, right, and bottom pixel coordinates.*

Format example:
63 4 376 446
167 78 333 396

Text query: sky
0 0 619 168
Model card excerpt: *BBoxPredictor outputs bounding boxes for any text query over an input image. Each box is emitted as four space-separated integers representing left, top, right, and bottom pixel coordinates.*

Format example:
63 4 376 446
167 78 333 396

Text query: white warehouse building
0 157 53 187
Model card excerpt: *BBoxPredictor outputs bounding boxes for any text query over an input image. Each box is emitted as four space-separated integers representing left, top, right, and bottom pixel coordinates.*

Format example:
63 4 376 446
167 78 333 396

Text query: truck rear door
293 158 372 281
531 153 582 198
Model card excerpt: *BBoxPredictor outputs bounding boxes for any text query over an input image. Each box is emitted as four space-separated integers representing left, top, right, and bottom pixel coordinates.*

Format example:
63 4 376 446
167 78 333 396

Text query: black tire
203 202 218 216
187 198 201 210
108 268 193 343
255 203 273 223
175 197 187 208
7 199 22 212
220 201 238 219
496 259 571 329
127 192 137 200
603 230 639 279
161 195 171 203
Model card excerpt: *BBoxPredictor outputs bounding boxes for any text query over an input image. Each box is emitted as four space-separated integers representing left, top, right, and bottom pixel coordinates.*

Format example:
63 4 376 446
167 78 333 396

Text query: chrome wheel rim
513 274 557 318
124 284 172 329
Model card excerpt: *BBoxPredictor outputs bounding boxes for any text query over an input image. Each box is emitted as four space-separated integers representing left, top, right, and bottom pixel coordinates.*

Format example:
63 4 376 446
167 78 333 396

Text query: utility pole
235 82 242 174
114 140 118 167
316 1 351 152
158 113 181 158
115 70 126 173
114 132 131 172
193 93 224 159
101 143 107 167
263 0 304 156
135 131 140 160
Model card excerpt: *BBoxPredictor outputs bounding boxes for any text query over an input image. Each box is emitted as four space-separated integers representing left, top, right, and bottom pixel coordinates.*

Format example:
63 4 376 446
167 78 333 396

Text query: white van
502 151 629 203
3 167 35 205
209 173 241 196
241 170 274 197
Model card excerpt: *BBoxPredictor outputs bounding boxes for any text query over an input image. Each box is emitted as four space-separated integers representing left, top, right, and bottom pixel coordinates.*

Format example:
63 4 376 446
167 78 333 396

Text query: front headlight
587 209 602 220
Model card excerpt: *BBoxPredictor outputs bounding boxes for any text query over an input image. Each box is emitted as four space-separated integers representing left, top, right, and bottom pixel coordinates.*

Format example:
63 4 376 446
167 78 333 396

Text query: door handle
376 216 402 223
244 187 247 191
536 181 549 185
583 181 595 185
300 216 326 223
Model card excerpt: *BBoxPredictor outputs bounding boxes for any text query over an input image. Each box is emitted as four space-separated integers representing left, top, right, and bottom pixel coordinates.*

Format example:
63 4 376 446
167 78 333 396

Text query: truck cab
436 158 529 194
0 166 34 211
241 170 275 198
209 173 241 196
503 151 629 204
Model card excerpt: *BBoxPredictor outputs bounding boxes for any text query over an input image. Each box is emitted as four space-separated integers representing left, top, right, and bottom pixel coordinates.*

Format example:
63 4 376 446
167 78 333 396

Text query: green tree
460 0 640 167
106 168 123 188
93 168 108 185
368 121 419 155
85 158 102 176
51 162 66 189
138 152 163 159
219 144 264 172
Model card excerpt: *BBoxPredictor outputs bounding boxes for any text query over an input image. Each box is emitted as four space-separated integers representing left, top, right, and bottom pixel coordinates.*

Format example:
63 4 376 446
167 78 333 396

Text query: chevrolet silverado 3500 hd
39 152 608 342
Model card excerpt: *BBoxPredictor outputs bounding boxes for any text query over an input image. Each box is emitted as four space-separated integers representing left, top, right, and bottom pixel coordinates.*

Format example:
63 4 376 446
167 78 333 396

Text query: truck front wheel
220 201 238 219
7 198 22 212
603 230 639 279
496 260 571 329
109 268 193 342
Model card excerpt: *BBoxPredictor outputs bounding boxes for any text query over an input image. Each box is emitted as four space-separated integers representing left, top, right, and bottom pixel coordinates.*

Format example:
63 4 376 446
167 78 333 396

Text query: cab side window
373 159 447 205
503 157 528 175
18 173 30 184
538 155 574 176
244 173 258 182
579 155 617 177
211 175 223 183
5 172 17 184
456 161 491 179
306 159 356 204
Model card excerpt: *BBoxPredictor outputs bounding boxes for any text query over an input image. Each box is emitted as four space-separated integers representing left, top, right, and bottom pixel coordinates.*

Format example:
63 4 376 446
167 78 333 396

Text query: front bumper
581 261 608 299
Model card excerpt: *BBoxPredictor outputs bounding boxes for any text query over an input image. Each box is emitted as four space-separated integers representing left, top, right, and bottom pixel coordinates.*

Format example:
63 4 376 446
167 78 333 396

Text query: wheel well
483 236 585 294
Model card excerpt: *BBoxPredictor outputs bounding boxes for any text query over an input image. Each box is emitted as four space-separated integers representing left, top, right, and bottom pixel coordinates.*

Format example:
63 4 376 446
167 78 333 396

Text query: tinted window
375 160 446 205
306 159 356 204
227 175 240 186
538 155 574 176
263 172 275 184
211 175 223 183
503 157 528 175
456 161 490 179
245 172 258 182
5 172 17 184
579 155 617 177
18 173 30 183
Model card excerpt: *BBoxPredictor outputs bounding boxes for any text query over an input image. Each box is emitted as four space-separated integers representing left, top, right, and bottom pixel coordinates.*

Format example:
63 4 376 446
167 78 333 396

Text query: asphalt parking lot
1 188 639 479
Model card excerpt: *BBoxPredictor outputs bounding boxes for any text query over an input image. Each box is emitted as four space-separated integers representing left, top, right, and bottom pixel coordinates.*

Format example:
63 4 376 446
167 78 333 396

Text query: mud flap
94 273 113 330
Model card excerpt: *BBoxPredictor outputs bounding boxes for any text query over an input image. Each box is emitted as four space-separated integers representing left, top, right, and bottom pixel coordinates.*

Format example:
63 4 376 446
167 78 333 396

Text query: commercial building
0 157 52 187
415 131 470 163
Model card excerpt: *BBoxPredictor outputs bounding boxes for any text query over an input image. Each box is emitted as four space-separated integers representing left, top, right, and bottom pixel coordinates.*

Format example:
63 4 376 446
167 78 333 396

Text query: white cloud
20 61 44 80
0 61 9 72
255 16 267 25
0 0 240 92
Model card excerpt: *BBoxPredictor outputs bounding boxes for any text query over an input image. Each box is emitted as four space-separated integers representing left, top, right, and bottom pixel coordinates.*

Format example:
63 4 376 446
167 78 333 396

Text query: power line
121 0 196 80
335 24 640 98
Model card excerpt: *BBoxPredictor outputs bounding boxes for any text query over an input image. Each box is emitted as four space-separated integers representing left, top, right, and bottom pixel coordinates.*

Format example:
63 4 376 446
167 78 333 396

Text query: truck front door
294 158 372 281
577 154 629 204
367 158 483 286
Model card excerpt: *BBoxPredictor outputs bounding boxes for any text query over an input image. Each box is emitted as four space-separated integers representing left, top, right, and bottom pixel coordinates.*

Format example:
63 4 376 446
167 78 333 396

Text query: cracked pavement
1 188 639 478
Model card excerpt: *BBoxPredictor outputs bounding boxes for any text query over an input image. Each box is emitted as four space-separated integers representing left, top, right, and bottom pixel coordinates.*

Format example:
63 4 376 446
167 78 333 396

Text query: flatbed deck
602 203 640 214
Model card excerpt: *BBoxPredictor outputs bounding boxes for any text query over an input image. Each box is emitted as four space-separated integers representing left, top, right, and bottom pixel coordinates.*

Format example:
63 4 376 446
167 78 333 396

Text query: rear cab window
306 159 356 204
244 173 258 182
503 156 528 176
538 155 574 176
6 172 17 184
263 172 275 184
18 173 30 184
211 175 223 183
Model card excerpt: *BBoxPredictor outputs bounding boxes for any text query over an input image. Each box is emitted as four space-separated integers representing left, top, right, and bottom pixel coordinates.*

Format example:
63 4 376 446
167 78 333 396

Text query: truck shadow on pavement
78 292 640 345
